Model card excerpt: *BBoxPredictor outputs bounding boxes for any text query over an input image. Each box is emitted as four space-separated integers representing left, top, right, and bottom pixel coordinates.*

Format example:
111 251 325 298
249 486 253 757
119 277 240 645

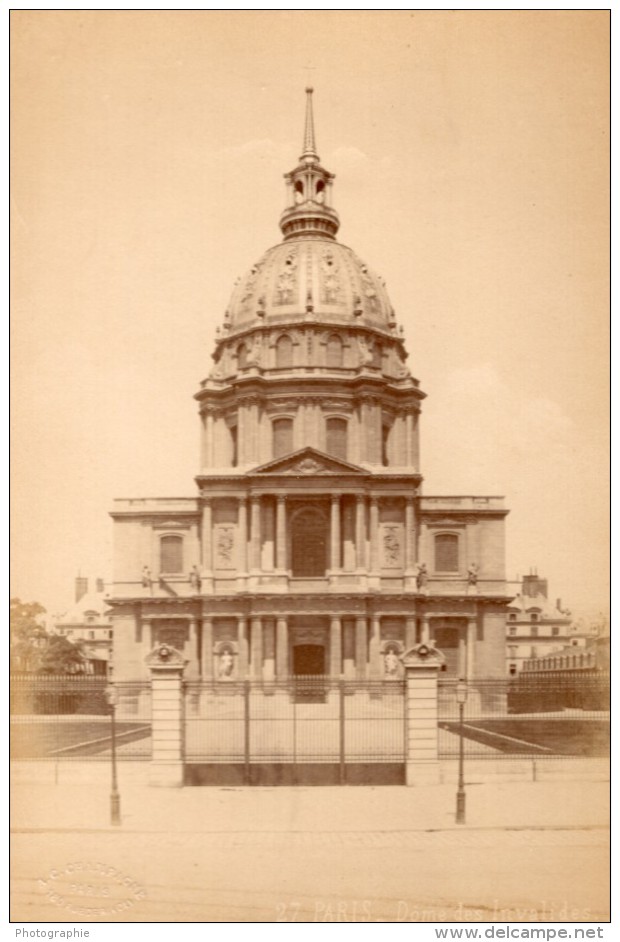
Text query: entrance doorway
293 644 325 676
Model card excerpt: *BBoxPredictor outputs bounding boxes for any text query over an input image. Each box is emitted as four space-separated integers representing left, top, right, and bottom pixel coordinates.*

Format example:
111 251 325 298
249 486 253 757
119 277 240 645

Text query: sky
10 10 609 621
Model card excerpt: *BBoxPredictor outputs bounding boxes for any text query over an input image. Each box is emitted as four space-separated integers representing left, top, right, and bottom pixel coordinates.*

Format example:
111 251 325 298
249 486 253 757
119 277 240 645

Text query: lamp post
455 677 468 825
105 683 121 826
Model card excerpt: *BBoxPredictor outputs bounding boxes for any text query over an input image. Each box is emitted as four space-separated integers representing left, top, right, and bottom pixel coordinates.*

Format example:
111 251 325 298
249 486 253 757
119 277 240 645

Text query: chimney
522 572 548 599
75 576 88 603
96 578 104 593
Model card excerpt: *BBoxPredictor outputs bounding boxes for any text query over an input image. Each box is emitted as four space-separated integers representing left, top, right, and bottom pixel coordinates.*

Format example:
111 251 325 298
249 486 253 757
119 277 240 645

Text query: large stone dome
224 238 396 334
205 89 414 387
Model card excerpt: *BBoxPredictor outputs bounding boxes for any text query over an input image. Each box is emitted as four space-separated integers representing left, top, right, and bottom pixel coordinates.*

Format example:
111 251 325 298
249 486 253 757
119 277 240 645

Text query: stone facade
109 90 510 682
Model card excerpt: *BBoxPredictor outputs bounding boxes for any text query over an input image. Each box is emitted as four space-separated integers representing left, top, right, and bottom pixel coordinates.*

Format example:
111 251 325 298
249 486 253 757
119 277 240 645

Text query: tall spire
301 86 318 163
280 89 340 241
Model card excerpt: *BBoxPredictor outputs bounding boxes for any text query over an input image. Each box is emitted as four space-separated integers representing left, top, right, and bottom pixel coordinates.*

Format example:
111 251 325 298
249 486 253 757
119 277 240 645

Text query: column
405 496 415 572
250 616 263 679
201 497 213 574
263 618 275 681
276 616 288 678
466 616 477 680
201 616 213 679
405 616 417 650
330 494 341 572
405 411 415 467
276 496 287 571
355 494 366 570
355 616 367 679
186 617 199 679
330 616 342 676
146 650 186 787
420 615 430 643
369 615 381 678
262 498 275 571
249 402 259 466
206 413 214 467
250 496 261 571
238 497 248 573
237 617 249 677
369 497 379 572
342 499 356 571
458 627 467 679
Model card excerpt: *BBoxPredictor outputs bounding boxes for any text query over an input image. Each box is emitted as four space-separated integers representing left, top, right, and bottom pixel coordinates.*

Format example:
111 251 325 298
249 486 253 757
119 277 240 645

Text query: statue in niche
383 527 401 565
384 649 399 679
467 563 479 586
416 562 428 590
218 648 234 679
141 566 152 589
189 565 201 592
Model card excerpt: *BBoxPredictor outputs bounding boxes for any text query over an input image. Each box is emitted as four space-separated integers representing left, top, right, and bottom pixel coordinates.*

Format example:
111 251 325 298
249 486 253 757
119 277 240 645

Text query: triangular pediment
250 447 368 476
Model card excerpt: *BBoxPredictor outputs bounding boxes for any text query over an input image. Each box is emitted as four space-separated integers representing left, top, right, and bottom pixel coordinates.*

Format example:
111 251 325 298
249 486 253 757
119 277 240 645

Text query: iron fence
10 674 151 761
184 676 406 784
438 673 610 760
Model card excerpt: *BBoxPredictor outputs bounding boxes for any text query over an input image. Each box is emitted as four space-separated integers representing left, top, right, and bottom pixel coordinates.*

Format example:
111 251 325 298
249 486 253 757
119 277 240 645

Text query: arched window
237 343 248 370
294 180 304 202
291 509 328 577
160 535 183 574
434 533 459 572
276 335 293 368
315 179 325 203
273 417 294 458
325 417 347 460
326 334 343 368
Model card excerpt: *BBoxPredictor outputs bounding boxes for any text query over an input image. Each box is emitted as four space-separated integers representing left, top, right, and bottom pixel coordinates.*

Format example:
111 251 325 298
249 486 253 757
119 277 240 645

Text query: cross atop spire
301 87 319 163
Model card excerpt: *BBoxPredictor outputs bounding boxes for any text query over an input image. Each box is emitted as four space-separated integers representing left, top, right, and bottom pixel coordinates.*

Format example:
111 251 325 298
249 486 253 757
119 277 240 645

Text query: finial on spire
301 86 318 163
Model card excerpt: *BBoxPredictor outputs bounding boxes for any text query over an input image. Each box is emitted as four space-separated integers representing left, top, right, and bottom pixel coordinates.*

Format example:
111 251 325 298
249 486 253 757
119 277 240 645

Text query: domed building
109 90 510 683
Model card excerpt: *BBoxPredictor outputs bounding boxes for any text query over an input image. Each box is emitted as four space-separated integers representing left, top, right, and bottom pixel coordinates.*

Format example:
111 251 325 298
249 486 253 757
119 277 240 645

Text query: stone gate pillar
145 643 187 787
402 642 445 786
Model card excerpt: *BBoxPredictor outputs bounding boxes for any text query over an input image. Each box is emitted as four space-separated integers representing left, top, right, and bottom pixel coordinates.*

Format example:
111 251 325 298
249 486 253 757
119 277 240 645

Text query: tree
10 598 86 673
10 598 47 672
38 635 87 674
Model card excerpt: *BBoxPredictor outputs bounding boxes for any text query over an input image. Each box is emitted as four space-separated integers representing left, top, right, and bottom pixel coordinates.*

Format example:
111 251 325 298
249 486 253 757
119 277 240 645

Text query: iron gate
184 676 406 785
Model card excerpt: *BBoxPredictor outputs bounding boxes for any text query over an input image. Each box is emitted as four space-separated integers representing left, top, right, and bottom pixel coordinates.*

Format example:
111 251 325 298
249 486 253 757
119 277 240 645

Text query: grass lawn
439 719 610 756
10 720 151 758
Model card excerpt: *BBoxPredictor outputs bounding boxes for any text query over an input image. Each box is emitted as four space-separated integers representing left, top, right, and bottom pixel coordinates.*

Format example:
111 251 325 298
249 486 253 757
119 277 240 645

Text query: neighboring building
52 577 112 676
521 612 609 674
109 90 510 682
505 570 589 675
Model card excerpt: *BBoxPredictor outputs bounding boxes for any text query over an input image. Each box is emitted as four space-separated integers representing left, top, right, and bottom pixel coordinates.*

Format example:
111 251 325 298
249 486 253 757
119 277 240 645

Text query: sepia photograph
10 9 610 928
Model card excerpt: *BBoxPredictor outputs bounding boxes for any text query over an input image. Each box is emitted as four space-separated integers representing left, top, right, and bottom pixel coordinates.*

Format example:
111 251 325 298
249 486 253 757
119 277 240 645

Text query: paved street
10 776 610 923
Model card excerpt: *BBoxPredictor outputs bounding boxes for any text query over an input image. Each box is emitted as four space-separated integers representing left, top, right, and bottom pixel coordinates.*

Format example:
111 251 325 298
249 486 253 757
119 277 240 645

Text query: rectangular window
434 533 459 572
273 418 294 458
160 535 183 573
326 417 347 460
